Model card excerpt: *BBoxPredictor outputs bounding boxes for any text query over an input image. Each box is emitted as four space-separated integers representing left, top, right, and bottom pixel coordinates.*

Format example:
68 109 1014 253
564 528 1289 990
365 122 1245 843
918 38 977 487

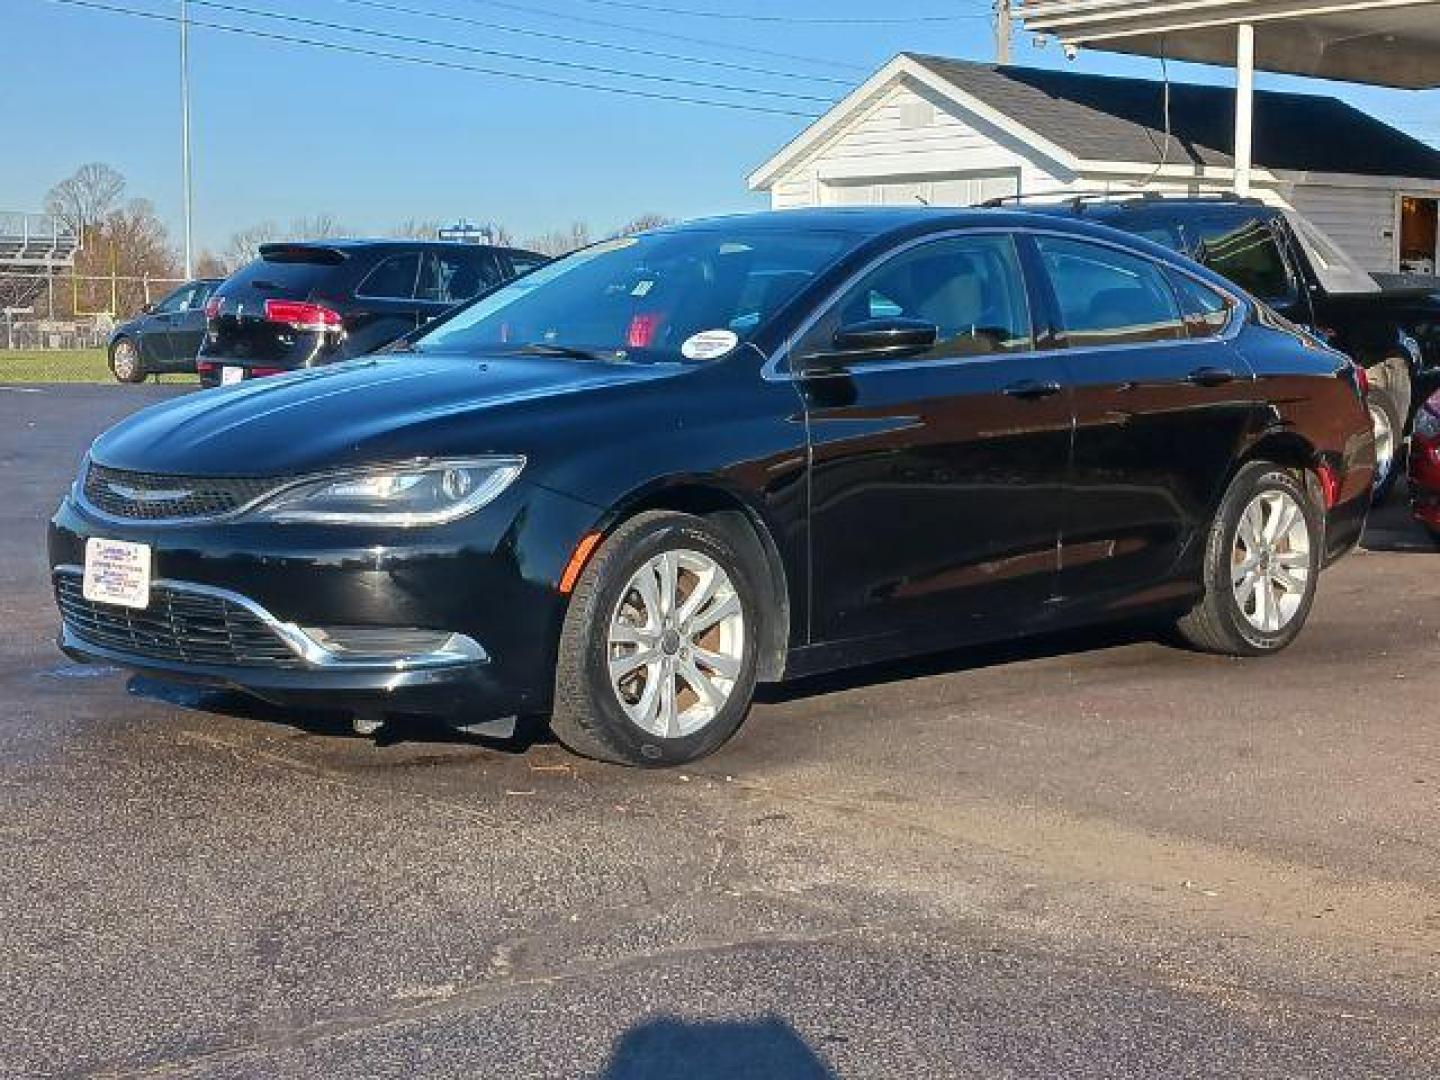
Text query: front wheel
108 338 145 384
1173 462 1322 656
549 511 761 767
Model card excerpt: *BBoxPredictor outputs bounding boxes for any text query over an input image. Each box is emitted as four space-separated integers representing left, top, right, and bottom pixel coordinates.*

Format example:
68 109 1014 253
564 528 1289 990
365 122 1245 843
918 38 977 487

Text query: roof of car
667 205 1156 238
261 239 541 256
904 55 1440 181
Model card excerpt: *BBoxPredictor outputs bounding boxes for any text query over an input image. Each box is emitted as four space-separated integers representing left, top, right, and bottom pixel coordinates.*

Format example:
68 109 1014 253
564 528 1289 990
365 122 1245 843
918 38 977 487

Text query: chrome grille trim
53 566 487 672
54 567 305 668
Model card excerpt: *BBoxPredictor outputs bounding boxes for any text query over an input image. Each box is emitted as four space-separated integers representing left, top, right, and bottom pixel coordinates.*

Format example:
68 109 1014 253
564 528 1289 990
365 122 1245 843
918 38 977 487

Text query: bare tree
194 250 228 278
222 222 280 272
612 213 673 237
289 212 349 240
45 162 127 239
523 221 592 257
71 198 180 317
389 217 443 240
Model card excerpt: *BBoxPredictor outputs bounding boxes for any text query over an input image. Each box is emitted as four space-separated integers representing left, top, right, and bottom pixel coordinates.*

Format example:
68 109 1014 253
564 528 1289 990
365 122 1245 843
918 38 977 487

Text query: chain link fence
0 271 189 349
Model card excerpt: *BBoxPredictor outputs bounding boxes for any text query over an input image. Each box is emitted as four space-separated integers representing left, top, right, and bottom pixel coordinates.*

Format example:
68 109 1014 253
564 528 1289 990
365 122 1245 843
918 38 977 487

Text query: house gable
748 56 1080 196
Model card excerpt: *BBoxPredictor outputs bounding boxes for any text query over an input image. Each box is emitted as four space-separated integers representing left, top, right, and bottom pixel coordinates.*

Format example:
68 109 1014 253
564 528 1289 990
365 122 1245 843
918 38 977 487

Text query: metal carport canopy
1018 1 1440 89
1017 1 1439 196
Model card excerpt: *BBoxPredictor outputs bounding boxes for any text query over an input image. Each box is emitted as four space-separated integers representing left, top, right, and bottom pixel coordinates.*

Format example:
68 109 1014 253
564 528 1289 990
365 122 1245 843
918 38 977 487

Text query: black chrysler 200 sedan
50 209 1375 767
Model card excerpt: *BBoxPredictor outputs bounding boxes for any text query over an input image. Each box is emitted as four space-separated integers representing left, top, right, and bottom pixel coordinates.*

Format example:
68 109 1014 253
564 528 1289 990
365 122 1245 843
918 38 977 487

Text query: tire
1366 385 1402 506
1173 461 1322 657
550 511 761 767
109 338 145 384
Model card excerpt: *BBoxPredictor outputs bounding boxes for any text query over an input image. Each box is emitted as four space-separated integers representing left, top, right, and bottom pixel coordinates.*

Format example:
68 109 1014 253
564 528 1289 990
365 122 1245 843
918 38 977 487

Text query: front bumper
48 480 601 719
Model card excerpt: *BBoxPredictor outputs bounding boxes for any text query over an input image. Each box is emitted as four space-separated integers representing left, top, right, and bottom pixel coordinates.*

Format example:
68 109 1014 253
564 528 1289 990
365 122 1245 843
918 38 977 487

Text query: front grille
82 463 280 521
55 570 303 668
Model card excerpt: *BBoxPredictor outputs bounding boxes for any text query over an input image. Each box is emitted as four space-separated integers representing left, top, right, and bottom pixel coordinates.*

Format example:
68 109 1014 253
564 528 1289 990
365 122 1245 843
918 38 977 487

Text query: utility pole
180 0 194 279
994 0 1012 65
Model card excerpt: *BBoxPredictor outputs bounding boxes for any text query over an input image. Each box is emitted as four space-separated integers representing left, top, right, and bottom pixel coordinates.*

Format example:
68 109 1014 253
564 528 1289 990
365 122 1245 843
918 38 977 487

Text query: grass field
0 349 194 384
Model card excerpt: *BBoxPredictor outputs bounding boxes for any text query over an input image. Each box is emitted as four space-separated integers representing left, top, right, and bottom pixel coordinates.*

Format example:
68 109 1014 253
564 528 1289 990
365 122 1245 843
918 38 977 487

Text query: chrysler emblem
107 482 191 504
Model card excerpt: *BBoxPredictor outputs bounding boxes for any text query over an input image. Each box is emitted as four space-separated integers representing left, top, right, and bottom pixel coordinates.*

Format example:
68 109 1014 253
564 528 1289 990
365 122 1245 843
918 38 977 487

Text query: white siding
767 83 1066 209
1285 184 1397 272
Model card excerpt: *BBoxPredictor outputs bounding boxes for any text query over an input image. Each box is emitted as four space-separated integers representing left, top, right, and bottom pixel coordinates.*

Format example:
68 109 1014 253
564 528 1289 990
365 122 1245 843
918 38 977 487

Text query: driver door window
795 234 1033 365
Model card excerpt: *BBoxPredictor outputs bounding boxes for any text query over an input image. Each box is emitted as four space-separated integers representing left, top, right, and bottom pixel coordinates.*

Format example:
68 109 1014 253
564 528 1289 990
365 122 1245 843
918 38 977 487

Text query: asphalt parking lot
4 383 1440 1078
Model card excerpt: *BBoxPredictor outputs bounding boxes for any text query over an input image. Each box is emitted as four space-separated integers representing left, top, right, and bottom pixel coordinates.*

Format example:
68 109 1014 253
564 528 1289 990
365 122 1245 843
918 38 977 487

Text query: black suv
1025 195 1439 500
108 278 223 383
198 240 545 387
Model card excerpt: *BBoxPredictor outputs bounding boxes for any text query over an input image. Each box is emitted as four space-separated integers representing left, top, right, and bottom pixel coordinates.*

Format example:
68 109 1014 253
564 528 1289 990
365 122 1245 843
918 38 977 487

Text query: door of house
1399 195 1439 274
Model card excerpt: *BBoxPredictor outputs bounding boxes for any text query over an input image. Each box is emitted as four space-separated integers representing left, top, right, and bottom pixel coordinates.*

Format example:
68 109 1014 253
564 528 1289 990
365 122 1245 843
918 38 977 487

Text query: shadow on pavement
759 619 1165 704
596 1016 837 1079
1360 480 1434 554
123 673 558 753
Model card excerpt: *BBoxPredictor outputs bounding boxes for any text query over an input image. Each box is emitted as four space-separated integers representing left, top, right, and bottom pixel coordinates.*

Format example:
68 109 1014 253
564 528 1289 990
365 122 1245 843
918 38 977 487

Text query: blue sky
4 0 1438 255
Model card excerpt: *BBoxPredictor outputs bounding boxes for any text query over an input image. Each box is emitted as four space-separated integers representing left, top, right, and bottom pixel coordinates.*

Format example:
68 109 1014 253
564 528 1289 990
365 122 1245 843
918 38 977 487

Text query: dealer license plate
82 537 152 610
221 366 244 385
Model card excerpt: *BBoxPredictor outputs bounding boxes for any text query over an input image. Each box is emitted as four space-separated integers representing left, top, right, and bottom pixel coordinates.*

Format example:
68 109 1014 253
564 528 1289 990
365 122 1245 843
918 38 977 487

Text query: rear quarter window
1184 217 1295 303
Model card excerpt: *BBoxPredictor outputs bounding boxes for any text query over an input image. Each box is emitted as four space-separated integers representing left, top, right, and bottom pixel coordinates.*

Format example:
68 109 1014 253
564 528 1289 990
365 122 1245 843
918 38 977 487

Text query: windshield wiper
509 342 616 361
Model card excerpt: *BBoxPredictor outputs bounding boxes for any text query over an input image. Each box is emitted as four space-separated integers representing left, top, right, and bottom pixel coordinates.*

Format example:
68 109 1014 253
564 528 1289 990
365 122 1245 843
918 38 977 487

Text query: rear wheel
550 511 760 767
1173 462 1321 656
1367 386 1402 506
109 338 145 384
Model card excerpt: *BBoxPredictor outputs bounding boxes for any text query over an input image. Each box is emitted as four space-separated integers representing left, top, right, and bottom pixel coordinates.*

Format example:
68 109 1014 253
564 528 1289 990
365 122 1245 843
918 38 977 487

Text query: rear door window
1184 217 1295 303
417 250 501 304
1035 236 1187 347
356 253 421 299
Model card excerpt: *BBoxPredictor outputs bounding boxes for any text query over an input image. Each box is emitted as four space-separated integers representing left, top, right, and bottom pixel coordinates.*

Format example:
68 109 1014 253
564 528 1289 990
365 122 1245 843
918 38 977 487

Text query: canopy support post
1234 22 1255 198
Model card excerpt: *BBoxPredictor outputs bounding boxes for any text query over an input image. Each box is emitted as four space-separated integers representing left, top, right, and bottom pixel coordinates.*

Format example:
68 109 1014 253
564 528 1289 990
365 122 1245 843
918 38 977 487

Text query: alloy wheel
112 341 139 381
1368 400 1395 491
1230 489 1312 634
606 548 745 738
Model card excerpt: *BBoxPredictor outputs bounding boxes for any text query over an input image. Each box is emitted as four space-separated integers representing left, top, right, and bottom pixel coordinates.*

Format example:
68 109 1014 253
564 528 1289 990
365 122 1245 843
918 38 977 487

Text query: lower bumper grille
54 570 302 668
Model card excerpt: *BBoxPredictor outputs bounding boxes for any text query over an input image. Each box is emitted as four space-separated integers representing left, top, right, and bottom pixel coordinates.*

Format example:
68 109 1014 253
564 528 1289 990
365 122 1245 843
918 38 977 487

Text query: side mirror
141 303 155 315
797 318 938 373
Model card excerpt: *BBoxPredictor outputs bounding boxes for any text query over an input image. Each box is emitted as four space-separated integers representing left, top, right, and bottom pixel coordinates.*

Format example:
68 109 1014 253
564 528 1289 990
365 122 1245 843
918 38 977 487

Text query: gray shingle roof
906 54 1440 180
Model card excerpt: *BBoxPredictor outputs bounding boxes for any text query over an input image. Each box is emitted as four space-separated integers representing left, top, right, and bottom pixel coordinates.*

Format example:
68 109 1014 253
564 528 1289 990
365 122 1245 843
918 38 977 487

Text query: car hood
90 352 679 476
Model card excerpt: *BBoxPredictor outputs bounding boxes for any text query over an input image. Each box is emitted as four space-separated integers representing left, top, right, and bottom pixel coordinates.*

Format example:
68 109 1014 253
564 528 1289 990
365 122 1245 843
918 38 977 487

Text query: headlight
248 457 524 525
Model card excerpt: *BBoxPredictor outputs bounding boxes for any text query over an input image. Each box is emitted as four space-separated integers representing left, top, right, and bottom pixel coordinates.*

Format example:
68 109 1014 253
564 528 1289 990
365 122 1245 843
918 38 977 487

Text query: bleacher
0 211 80 322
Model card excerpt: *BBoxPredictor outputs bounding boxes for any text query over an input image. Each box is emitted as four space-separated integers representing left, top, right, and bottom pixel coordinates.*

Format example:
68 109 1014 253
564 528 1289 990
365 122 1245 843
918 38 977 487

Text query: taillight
263 299 342 332
1315 462 1340 509
204 296 222 320
626 312 663 348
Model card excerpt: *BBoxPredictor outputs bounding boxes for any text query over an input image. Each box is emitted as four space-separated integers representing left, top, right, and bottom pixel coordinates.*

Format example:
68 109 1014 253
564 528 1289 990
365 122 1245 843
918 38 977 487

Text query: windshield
412 226 862 362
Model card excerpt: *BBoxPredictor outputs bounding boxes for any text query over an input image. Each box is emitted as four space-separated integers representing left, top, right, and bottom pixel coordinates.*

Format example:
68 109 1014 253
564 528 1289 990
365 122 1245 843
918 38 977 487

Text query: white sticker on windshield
631 280 655 297
681 329 739 360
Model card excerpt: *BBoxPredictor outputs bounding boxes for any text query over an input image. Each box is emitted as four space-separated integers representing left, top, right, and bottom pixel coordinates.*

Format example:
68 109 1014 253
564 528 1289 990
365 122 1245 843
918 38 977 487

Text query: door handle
1002 378 1063 400
1186 366 1236 387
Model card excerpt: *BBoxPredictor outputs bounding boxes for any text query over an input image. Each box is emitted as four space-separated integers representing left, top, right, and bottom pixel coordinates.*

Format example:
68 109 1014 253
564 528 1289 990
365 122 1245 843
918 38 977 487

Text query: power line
453 0 872 74
39 0 830 118
319 0 857 87
184 0 835 103
551 0 992 22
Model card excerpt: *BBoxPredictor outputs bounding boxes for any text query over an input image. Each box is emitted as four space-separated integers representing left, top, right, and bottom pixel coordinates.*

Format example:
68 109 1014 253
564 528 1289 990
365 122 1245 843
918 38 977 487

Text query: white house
748 54 1440 274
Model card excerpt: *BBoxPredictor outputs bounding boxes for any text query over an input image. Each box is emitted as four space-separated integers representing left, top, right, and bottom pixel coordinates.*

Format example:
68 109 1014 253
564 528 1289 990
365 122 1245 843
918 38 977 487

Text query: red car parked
1409 390 1440 544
